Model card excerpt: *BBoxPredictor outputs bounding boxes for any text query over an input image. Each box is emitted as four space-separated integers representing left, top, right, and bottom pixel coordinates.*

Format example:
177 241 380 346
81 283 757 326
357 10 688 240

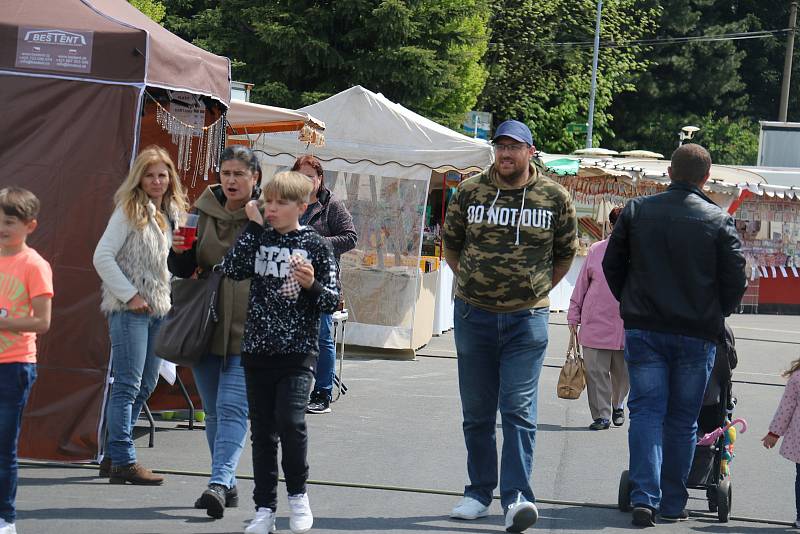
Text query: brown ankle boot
98 457 111 478
109 463 164 485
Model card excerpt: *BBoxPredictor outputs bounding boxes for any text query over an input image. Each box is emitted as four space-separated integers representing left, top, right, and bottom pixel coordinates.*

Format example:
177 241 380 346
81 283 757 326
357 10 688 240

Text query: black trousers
244 366 313 511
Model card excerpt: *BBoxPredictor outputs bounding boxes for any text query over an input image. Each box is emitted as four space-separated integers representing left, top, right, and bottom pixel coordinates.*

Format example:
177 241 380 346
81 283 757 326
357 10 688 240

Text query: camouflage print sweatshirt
443 163 577 312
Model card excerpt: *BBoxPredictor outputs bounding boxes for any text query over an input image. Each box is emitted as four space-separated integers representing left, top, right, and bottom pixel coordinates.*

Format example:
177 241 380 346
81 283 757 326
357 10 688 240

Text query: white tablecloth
432 263 455 335
549 255 585 312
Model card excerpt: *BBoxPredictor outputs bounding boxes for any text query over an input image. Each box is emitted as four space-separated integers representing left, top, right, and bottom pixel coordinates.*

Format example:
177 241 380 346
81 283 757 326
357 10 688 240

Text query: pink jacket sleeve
567 251 592 326
769 372 800 436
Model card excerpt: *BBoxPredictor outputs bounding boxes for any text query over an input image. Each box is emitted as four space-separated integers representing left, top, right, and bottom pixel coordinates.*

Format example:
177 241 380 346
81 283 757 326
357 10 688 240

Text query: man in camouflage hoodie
443 120 577 533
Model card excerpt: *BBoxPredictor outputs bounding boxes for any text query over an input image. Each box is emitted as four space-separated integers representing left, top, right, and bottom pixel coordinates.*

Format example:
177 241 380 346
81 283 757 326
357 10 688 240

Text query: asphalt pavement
15 312 800 534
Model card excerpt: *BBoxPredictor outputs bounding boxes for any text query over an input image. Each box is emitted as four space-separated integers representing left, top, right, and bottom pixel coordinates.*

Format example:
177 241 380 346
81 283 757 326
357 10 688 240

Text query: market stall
0 0 230 461
540 154 756 310
252 86 492 353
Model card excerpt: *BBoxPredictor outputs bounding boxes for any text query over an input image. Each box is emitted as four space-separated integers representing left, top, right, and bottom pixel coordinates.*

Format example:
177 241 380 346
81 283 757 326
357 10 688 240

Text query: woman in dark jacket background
291 155 357 414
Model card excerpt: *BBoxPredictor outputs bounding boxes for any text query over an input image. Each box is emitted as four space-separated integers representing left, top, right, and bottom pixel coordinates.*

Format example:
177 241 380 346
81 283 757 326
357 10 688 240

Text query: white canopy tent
252 85 492 350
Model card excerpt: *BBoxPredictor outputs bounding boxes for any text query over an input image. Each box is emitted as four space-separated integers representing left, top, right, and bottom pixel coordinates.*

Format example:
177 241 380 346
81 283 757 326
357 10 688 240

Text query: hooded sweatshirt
443 162 577 312
167 184 253 357
222 222 340 369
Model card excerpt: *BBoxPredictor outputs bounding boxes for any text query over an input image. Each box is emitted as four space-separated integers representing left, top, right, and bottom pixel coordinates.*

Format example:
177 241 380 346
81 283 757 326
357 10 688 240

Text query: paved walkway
16 313 799 533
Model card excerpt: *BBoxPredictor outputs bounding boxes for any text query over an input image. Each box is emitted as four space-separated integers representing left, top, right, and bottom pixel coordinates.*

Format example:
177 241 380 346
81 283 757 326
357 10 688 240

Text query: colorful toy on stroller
618 323 744 522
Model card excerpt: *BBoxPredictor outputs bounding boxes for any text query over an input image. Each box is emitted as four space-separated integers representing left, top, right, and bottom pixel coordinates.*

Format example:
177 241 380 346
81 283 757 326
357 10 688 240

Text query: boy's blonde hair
114 145 189 230
0 187 40 222
263 171 313 204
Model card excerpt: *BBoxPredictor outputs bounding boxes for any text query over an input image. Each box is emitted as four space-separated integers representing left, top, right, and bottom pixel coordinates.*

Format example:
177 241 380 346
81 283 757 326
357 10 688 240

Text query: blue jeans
106 311 163 466
0 363 36 524
625 329 715 515
313 313 335 398
453 298 548 510
193 354 248 488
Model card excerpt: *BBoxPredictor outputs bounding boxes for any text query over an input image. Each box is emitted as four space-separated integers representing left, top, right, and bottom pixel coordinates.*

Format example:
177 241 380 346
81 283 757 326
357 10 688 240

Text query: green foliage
478 0 660 153
130 0 166 23
611 0 796 163
164 0 490 127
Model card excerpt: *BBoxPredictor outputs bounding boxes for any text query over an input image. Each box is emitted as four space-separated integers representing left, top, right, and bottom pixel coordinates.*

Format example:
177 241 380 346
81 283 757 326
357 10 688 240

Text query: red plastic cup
176 213 198 250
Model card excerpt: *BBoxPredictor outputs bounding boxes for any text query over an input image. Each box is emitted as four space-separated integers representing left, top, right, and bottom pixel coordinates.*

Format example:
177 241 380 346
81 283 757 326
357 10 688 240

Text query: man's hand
294 262 315 289
245 200 264 225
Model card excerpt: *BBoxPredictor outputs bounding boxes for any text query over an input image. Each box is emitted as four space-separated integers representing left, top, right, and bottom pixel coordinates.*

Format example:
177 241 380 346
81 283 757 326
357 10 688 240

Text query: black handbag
154 268 222 367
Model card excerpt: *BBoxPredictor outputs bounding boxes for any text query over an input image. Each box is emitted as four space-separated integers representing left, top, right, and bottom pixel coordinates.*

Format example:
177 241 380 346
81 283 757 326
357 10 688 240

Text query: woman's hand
761 433 779 449
127 294 151 314
171 229 186 253
568 324 579 336
293 262 315 289
245 200 264 225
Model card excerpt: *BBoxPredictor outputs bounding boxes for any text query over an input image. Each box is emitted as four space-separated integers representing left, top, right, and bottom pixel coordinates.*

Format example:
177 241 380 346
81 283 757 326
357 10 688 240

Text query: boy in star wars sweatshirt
222 171 339 534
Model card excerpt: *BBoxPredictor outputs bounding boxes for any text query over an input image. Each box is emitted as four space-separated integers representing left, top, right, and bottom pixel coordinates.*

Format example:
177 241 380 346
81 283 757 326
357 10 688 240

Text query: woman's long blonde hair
114 146 189 230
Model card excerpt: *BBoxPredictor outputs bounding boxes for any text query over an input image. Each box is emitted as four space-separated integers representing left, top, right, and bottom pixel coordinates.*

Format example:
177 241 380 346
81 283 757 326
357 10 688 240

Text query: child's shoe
288 493 313 533
244 507 277 534
0 518 16 534
794 519 800 529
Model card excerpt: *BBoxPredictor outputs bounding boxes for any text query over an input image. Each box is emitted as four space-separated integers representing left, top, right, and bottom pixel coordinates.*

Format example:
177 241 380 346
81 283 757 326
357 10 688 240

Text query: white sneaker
244 507 277 534
0 519 17 534
504 495 538 532
288 493 313 533
450 496 489 520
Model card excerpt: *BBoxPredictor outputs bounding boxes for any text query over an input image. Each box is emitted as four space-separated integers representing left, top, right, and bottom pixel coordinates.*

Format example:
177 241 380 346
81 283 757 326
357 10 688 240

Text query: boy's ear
26 219 38 234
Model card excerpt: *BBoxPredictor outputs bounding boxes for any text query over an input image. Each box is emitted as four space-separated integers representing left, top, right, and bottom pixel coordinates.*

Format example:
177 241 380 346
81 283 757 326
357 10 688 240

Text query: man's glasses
493 143 528 153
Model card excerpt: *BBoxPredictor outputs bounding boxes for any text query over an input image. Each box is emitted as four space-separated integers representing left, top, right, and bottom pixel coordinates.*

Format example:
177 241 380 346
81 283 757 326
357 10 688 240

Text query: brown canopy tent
0 0 230 460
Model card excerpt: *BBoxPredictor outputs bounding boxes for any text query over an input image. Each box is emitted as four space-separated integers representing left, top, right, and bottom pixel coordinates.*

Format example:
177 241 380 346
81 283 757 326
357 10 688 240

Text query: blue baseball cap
492 120 534 146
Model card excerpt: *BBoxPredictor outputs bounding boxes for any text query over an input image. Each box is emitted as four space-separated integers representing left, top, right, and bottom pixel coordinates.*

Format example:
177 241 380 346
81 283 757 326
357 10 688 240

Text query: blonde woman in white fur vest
93 146 188 485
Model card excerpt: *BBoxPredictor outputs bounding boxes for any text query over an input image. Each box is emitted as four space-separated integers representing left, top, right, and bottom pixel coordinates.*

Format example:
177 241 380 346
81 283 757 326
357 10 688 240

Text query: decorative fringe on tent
151 95 226 188
299 124 325 147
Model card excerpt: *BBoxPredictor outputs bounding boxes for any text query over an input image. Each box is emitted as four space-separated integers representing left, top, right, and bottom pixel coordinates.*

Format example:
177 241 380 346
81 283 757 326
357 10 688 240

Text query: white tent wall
259 160 433 350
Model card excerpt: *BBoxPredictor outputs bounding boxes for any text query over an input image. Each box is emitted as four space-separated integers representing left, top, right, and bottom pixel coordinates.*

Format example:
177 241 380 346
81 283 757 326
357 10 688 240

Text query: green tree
610 0 797 164
478 0 660 153
130 0 166 23
165 0 490 127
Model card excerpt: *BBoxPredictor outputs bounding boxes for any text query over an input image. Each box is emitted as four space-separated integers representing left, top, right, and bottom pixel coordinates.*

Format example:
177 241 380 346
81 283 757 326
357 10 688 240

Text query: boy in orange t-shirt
0 187 53 534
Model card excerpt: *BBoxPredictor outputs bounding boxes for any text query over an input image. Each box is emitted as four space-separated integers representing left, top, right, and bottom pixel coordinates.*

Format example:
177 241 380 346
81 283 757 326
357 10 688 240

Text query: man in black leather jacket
602 144 746 527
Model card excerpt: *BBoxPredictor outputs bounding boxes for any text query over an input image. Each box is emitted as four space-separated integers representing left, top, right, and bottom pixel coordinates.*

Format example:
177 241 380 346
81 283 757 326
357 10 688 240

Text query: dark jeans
0 363 36 524
453 298 549 510
625 329 715 515
245 366 313 511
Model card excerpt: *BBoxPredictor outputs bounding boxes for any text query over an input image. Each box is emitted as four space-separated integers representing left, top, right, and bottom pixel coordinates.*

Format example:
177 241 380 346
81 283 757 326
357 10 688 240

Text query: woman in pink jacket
762 356 800 528
567 207 629 430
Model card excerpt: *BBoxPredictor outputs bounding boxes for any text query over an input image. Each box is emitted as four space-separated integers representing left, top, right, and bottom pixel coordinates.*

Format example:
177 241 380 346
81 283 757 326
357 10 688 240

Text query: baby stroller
618 323 742 523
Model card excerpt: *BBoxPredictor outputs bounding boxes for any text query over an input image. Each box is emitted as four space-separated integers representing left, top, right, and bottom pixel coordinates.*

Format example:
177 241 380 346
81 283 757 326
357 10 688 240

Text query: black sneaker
612 409 625 427
589 418 610 430
307 390 331 414
632 506 656 527
197 483 226 519
660 509 689 522
194 485 237 508
225 485 238 507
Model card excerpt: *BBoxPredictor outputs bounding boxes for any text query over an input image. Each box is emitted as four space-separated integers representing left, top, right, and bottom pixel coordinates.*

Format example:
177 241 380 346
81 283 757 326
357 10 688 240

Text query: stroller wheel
618 470 632 512
716 479 732 522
